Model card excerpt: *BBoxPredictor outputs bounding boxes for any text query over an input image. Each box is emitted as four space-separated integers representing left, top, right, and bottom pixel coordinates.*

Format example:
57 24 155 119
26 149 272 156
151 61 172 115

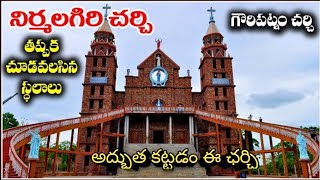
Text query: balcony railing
124 106 195 114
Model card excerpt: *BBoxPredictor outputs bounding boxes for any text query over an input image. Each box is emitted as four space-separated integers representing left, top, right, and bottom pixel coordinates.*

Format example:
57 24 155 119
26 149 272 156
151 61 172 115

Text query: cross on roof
102 4 111 19
207 7 216 23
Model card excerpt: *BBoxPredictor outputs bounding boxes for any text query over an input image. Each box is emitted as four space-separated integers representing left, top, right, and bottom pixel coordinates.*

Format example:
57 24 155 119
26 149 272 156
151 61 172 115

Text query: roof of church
206 21 219 35
137 49 180 70
97 19 112 32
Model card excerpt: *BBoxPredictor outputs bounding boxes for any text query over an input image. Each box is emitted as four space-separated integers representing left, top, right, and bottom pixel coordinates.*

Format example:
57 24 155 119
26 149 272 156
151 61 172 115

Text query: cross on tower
102 4 111 20
207 7 216 23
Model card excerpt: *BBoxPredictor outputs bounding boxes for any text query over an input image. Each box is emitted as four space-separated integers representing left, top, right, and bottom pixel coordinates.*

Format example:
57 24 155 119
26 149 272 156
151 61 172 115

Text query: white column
189 116 194 144
169 116 172 144
116 119 120 148
124 115 129 146
146 116 149 144
195 120 199 152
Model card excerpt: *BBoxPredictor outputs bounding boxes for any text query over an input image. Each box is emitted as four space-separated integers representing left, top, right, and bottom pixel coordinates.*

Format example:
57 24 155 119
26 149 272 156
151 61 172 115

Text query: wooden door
175 131 187 144
129 130 143 143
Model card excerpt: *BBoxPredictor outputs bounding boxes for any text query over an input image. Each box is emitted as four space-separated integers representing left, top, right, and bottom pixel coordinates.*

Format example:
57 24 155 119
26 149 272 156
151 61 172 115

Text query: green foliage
265 141 314 176
3 112 19 130
40 140 76 172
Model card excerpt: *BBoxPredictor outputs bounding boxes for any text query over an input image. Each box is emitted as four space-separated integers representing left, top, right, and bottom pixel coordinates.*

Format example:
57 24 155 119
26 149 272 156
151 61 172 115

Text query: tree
265 141 313 176
40 140 77 171
241 130 259 150
3 112 19 130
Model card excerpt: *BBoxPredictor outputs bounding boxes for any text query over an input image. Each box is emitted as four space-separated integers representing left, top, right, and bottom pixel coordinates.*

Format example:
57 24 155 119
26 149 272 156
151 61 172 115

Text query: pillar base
299 159 310 178
28 158 39 178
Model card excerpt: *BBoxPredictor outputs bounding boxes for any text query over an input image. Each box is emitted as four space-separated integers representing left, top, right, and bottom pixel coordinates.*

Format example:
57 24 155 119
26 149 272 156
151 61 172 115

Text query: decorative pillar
269 136 277 176
169 116 172 144
44 135 50 173
52 132 60 175
300 160 310 178
28 159 39 178
292 144 301 177
67 129 74 172
74 129 80 174
117 119 120 148
281 140 289 177
260 133 267 176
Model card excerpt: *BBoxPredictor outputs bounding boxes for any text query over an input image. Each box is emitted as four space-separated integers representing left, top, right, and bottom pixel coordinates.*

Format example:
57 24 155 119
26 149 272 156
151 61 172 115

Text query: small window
226 129 231 138
92 72 97 77
85 145 90 152
100 46 104 50
221 59 225 68
224 101 228 110
216 49 220 54
91 86 95 95
101 34 105 41
101 71 106 77
215 88 218 96
84 156 89 166
213 73 218 78
213 59 216 68
223 88 227 96
222 73 226 78
93 58 98 66
207 37 211 43
87 127 92 137
99 100 103 109
100 86 104 95
215 101 220 110
102 58 106 66
214 36 219 43
89 100 94 109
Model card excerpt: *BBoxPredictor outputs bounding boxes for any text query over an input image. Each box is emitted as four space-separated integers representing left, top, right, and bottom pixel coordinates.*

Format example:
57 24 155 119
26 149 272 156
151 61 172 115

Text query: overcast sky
1 2 319 150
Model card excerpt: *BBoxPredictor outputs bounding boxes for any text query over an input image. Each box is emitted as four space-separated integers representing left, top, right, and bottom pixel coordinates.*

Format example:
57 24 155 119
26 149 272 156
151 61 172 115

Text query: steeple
97 4 112 33
206 7 220 35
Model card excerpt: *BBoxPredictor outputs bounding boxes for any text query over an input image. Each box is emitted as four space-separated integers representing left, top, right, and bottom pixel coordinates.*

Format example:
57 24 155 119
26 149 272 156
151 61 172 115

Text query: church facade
77 8 240 176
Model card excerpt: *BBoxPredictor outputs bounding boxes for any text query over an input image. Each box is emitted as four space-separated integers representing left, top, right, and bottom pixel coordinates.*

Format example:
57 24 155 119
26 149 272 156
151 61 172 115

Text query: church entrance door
175 130 187 144
153 130 164 143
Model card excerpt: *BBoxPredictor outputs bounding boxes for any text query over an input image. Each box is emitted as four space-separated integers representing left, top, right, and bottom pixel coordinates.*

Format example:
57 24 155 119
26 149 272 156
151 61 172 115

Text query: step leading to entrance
117 143 207 178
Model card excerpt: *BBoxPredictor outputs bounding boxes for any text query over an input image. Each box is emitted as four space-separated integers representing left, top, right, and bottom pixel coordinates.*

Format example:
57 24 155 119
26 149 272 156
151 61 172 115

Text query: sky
1 1 319 151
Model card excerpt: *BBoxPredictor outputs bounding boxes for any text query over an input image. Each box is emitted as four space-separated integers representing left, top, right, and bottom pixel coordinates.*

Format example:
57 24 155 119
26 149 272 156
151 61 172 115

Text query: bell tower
198 8 240 175
199 7 236 115
81 4 117 114
77 4 118 174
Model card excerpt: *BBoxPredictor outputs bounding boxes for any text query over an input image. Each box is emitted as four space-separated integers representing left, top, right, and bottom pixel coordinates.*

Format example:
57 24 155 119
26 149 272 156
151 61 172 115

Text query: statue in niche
156 54 161 66
156 70 161 82
28 127 41 159
296 131 309 160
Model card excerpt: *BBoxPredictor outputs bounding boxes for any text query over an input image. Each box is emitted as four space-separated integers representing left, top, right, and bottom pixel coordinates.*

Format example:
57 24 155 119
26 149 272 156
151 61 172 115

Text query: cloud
246 89 305 109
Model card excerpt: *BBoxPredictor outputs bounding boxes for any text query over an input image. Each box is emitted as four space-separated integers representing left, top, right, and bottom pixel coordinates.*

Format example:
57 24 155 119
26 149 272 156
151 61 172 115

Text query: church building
77 6 240 176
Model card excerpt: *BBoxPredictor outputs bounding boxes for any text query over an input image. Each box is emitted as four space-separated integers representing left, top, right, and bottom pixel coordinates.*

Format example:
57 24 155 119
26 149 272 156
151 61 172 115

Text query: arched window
176 104 184 113
133 103 142 111
154 99 164 107
133 103 141 107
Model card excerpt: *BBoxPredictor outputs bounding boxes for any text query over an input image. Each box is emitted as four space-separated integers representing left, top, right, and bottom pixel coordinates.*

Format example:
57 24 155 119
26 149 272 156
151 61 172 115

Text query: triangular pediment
137 49 180 70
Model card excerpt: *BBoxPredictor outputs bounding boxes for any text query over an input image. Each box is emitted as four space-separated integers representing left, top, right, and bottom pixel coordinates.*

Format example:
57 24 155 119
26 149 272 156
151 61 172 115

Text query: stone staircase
116 144 207 178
